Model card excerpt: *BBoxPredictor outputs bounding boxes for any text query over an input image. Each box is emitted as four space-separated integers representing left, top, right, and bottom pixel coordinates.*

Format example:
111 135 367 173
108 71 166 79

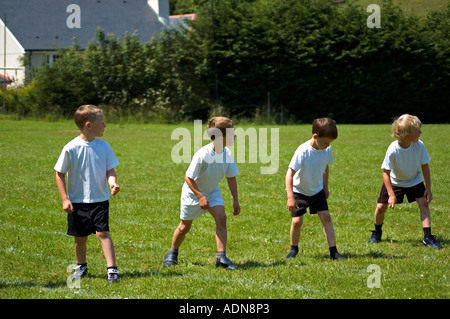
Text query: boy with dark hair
285 118 345 260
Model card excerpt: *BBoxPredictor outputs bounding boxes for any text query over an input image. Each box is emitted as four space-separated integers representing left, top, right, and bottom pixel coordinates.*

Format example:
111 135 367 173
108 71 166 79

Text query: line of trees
2 0 449 123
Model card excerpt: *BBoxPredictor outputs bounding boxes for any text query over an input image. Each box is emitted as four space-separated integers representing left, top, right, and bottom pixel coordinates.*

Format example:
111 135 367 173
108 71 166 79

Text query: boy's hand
110 183 120 196
287 197 299 212
199 195 210 210
232 201 241 216
388 195 396 208
424 188 433 204
63 199 74 213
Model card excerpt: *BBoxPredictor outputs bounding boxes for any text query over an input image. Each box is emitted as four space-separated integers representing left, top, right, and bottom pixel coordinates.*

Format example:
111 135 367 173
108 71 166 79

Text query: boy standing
164 117 241 270
55 105 121 283
369 114 441 249
285 118 345 260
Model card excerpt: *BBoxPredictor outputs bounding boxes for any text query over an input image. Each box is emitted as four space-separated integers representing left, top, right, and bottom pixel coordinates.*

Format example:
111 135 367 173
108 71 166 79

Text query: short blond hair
206 116 234 141
74 105 103 130
392 114 422 140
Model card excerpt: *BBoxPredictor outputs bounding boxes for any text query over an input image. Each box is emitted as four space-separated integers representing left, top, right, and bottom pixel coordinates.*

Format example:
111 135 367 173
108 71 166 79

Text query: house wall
0 18 25 84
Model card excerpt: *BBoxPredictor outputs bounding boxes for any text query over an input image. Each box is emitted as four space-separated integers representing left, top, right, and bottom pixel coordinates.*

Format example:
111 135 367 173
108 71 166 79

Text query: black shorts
377 182 426 204
67 201 110 237
291 189 329 217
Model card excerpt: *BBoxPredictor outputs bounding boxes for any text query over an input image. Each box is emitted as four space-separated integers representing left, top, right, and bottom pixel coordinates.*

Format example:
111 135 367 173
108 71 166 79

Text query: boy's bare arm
383 169 396 208
55 171 73 213
286 168 299 211
107 168 120 196
185 176 209 210
227 177 241 216
421 163 433 203
323 165 330 199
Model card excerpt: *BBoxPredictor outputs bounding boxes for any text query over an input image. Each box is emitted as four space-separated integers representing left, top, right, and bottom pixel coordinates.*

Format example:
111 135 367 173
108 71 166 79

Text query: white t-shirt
181 143 239 205
288 140 334 196
54 136 119 203
381 140 430 188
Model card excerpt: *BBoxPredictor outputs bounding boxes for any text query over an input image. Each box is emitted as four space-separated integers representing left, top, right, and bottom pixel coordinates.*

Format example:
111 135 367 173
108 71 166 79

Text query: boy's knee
177 222 191 235
215 213 227 227
318 211 332 224
292 217 303 229
96 231 111 240
416 197 429 209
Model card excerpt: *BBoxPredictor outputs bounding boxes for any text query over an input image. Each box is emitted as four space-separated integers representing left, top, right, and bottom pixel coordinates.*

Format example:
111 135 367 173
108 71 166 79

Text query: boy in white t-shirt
369 114 441 249
164 117 241 269
55 105 121 283
285 118 345 260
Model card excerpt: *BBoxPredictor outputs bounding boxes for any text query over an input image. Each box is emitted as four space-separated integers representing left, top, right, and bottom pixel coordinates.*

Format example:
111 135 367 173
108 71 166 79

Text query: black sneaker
107 268 120 283
286 250 298 259
368 230 382 243
330 252 347 260
422 235 442 249
71 264 88 280
163 252 178 267
216 256 238 270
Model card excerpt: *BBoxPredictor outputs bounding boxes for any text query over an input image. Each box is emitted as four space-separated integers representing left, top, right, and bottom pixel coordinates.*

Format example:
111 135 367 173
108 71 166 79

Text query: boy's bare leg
96 231 116 268
209 206 227 252
74 236 88 265
290 216 303 247
171 220 193 249
317 210 336 248
374 203 388 225
417 198 431 228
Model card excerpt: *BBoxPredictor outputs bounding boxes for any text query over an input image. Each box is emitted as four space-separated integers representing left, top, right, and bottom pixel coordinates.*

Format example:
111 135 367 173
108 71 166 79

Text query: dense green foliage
1 0 449 123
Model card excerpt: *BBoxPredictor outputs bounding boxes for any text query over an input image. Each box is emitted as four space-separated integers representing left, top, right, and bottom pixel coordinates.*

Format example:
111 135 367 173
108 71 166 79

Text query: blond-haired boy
369 114 441 249
164 117 241 269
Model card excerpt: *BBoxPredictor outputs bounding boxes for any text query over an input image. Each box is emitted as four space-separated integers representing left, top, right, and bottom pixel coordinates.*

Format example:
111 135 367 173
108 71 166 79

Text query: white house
0 0 170 84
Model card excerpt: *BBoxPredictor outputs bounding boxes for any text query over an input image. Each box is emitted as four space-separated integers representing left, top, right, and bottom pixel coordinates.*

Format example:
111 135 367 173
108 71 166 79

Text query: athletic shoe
330 252 347 260
368 231 382 243
286 250 298 259
422 235 442 249
163 252 178 267
216 256 238 270
71 264 88 280
107 268 120 283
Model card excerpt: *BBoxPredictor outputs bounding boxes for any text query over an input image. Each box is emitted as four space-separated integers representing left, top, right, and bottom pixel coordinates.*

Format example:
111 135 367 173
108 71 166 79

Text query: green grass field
0 120 448 300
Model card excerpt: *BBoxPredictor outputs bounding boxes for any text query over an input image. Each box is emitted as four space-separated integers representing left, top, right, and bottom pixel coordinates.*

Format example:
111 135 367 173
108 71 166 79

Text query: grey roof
0 0 165 51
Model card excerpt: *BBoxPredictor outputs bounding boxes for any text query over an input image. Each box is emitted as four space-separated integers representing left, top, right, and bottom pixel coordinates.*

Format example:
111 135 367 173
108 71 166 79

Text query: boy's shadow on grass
238 260 290 269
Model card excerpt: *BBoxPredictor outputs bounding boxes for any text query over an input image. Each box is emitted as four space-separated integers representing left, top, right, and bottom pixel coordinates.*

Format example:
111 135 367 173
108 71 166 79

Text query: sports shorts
291 189 329 217
377 182 426 204
180 189 224 221
67 200 110 237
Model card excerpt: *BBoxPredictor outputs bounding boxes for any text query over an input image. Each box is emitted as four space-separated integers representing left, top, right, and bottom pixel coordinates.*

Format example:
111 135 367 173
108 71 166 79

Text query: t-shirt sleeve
288 148 302 172
328 147 334 165
185 151 204 180
419 142 431 165
226 161 239 178
381 147 394 171
54 147 70 173
106 144 119 170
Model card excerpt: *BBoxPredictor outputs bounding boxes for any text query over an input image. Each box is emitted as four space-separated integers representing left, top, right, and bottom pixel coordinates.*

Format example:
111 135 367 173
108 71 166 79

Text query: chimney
148 0 169 25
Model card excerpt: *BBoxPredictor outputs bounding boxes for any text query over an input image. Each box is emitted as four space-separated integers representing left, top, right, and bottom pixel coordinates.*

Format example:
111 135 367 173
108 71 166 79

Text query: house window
46 54 60 65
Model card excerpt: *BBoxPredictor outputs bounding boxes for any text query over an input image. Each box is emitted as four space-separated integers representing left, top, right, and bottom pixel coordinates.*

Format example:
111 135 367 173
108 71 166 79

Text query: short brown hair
312 118 338 139
206 116 234 141
74 105 103 130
